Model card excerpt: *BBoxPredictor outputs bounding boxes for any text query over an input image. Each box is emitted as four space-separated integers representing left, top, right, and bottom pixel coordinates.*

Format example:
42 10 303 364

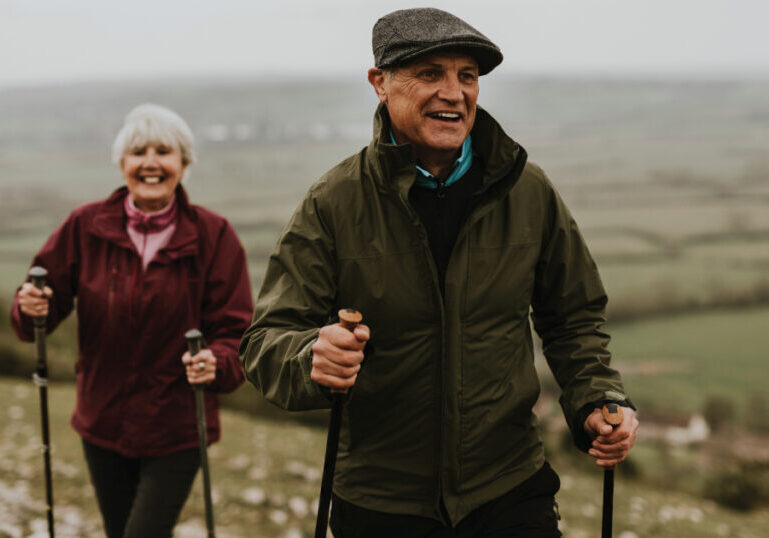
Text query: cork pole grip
332 309 363 395
338 308 363 331
602 402 624 427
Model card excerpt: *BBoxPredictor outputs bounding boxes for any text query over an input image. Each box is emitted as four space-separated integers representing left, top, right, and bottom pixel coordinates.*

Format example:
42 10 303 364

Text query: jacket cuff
300 336 375 403
205 342 246 394
298 338 332 402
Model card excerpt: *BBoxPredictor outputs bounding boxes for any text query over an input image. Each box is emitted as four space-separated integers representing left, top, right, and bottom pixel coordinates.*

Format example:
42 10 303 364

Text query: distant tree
703 395 735 433
745 392 769 434
704 465 766 511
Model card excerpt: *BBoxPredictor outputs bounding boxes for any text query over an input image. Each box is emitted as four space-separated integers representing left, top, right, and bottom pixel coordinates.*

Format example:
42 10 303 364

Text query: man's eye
418 70 440 81
460 72 478 83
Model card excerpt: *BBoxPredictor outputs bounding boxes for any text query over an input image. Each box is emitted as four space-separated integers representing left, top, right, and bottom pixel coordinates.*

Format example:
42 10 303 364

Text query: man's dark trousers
330 462 562 537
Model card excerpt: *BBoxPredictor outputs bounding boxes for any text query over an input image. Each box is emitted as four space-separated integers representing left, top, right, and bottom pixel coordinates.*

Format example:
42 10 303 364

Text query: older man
241 7 638 537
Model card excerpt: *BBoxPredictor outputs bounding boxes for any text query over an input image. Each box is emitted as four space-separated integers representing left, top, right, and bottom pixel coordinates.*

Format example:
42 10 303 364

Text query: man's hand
182 348 218 385
584 406 639 467
310 322 370 391
17 282 53 318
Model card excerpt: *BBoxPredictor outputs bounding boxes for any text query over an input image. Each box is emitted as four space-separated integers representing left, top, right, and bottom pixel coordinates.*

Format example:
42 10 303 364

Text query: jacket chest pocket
338 249 438 346
464 238 539 324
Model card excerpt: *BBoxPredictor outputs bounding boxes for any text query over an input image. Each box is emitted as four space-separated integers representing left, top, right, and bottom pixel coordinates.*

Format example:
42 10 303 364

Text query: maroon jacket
11 186 253 457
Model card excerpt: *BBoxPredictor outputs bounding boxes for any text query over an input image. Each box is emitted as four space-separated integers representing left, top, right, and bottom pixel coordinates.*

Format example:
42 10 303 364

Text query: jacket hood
365 103 526 198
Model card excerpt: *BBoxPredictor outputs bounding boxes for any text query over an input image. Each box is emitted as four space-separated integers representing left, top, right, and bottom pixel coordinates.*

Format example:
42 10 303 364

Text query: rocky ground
1 377 767 537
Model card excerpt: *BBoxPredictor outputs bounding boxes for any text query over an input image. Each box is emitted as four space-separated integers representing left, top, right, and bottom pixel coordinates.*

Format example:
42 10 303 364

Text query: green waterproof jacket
240 104 629 525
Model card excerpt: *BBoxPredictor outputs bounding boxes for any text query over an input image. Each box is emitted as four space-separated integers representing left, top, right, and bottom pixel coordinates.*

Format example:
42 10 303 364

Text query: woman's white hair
111 103 196 169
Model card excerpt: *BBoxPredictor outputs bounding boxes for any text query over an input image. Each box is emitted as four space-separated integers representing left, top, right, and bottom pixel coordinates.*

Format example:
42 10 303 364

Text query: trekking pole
29 266 55 538
601 403 624 538
314 308 363 538
185 329 215 538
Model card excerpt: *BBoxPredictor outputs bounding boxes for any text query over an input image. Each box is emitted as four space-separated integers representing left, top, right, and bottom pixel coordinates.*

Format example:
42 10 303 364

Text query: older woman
11 104 253 537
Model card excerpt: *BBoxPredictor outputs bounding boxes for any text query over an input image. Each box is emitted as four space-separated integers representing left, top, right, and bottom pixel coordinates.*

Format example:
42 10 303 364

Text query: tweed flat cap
372 8 503 75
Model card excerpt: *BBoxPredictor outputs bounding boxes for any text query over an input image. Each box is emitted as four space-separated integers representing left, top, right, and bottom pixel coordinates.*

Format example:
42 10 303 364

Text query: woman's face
121 143 186 212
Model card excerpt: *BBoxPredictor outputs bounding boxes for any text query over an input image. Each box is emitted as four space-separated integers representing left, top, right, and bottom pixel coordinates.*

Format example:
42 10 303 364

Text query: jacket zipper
437 149 527 521
128 256 140 333
108 265 118 320
434 178 448 520
436 179 447 199
387 149 527 523
395 191 448 523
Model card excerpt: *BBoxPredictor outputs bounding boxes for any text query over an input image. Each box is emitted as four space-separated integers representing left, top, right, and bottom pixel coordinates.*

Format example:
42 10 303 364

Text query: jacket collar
88 186 199 261
365 103 526 198
366 104 418 198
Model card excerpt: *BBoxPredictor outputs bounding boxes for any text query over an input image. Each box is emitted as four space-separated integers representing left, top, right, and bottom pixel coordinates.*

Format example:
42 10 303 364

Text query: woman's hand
17 282 53 318
182 348 217 385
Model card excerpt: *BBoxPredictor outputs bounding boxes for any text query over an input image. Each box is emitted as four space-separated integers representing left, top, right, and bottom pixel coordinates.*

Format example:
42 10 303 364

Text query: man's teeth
143 177 161 184
432 112 460 120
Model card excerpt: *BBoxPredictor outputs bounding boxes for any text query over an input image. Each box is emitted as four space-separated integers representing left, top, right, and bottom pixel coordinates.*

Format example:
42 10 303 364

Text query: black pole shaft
34 325 55 538
185 329 215 538
600 403 623 538
602 468 614 538
30 267 54 538
314 309 362 538
195 387 215 538
314 393 344 538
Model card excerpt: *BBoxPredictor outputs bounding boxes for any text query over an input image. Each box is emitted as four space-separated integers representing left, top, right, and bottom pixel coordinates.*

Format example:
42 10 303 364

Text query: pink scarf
125 195 178 233
124 195 178 270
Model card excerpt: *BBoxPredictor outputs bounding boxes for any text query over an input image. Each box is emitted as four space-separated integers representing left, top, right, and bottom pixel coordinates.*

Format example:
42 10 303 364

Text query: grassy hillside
1 77 768 536
1 376 767 538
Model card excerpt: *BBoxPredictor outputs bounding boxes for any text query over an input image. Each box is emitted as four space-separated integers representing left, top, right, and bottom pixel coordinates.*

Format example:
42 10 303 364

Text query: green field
609 307 769 423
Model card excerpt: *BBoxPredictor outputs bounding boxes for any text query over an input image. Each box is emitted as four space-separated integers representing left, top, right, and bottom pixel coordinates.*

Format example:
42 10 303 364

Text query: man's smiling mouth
427 112 461 122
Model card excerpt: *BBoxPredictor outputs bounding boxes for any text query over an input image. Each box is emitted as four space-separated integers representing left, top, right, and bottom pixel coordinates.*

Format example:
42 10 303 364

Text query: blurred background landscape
1 1 768 536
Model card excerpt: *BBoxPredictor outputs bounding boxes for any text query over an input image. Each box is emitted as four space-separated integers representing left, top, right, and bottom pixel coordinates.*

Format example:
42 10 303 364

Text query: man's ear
367 68 387 103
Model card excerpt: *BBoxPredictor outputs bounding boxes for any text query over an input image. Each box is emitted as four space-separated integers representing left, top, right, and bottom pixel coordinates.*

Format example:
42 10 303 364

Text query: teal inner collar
389 130 474 189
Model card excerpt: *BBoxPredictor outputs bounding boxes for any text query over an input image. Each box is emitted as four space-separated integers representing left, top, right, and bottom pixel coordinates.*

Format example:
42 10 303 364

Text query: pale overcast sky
1 0 765 87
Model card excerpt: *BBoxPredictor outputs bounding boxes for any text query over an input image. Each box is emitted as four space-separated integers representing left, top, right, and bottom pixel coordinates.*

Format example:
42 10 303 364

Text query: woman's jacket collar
88 185 199 259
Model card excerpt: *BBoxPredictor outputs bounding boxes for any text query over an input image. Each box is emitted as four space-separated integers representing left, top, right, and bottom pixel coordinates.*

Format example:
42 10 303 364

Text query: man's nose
436 75 463 102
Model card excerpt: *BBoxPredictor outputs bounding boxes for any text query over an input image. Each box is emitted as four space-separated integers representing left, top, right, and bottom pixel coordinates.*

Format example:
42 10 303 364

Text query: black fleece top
408 157 485 293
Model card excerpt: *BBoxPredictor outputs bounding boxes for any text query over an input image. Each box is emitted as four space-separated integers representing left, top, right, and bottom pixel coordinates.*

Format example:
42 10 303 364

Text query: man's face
369 52 479 159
